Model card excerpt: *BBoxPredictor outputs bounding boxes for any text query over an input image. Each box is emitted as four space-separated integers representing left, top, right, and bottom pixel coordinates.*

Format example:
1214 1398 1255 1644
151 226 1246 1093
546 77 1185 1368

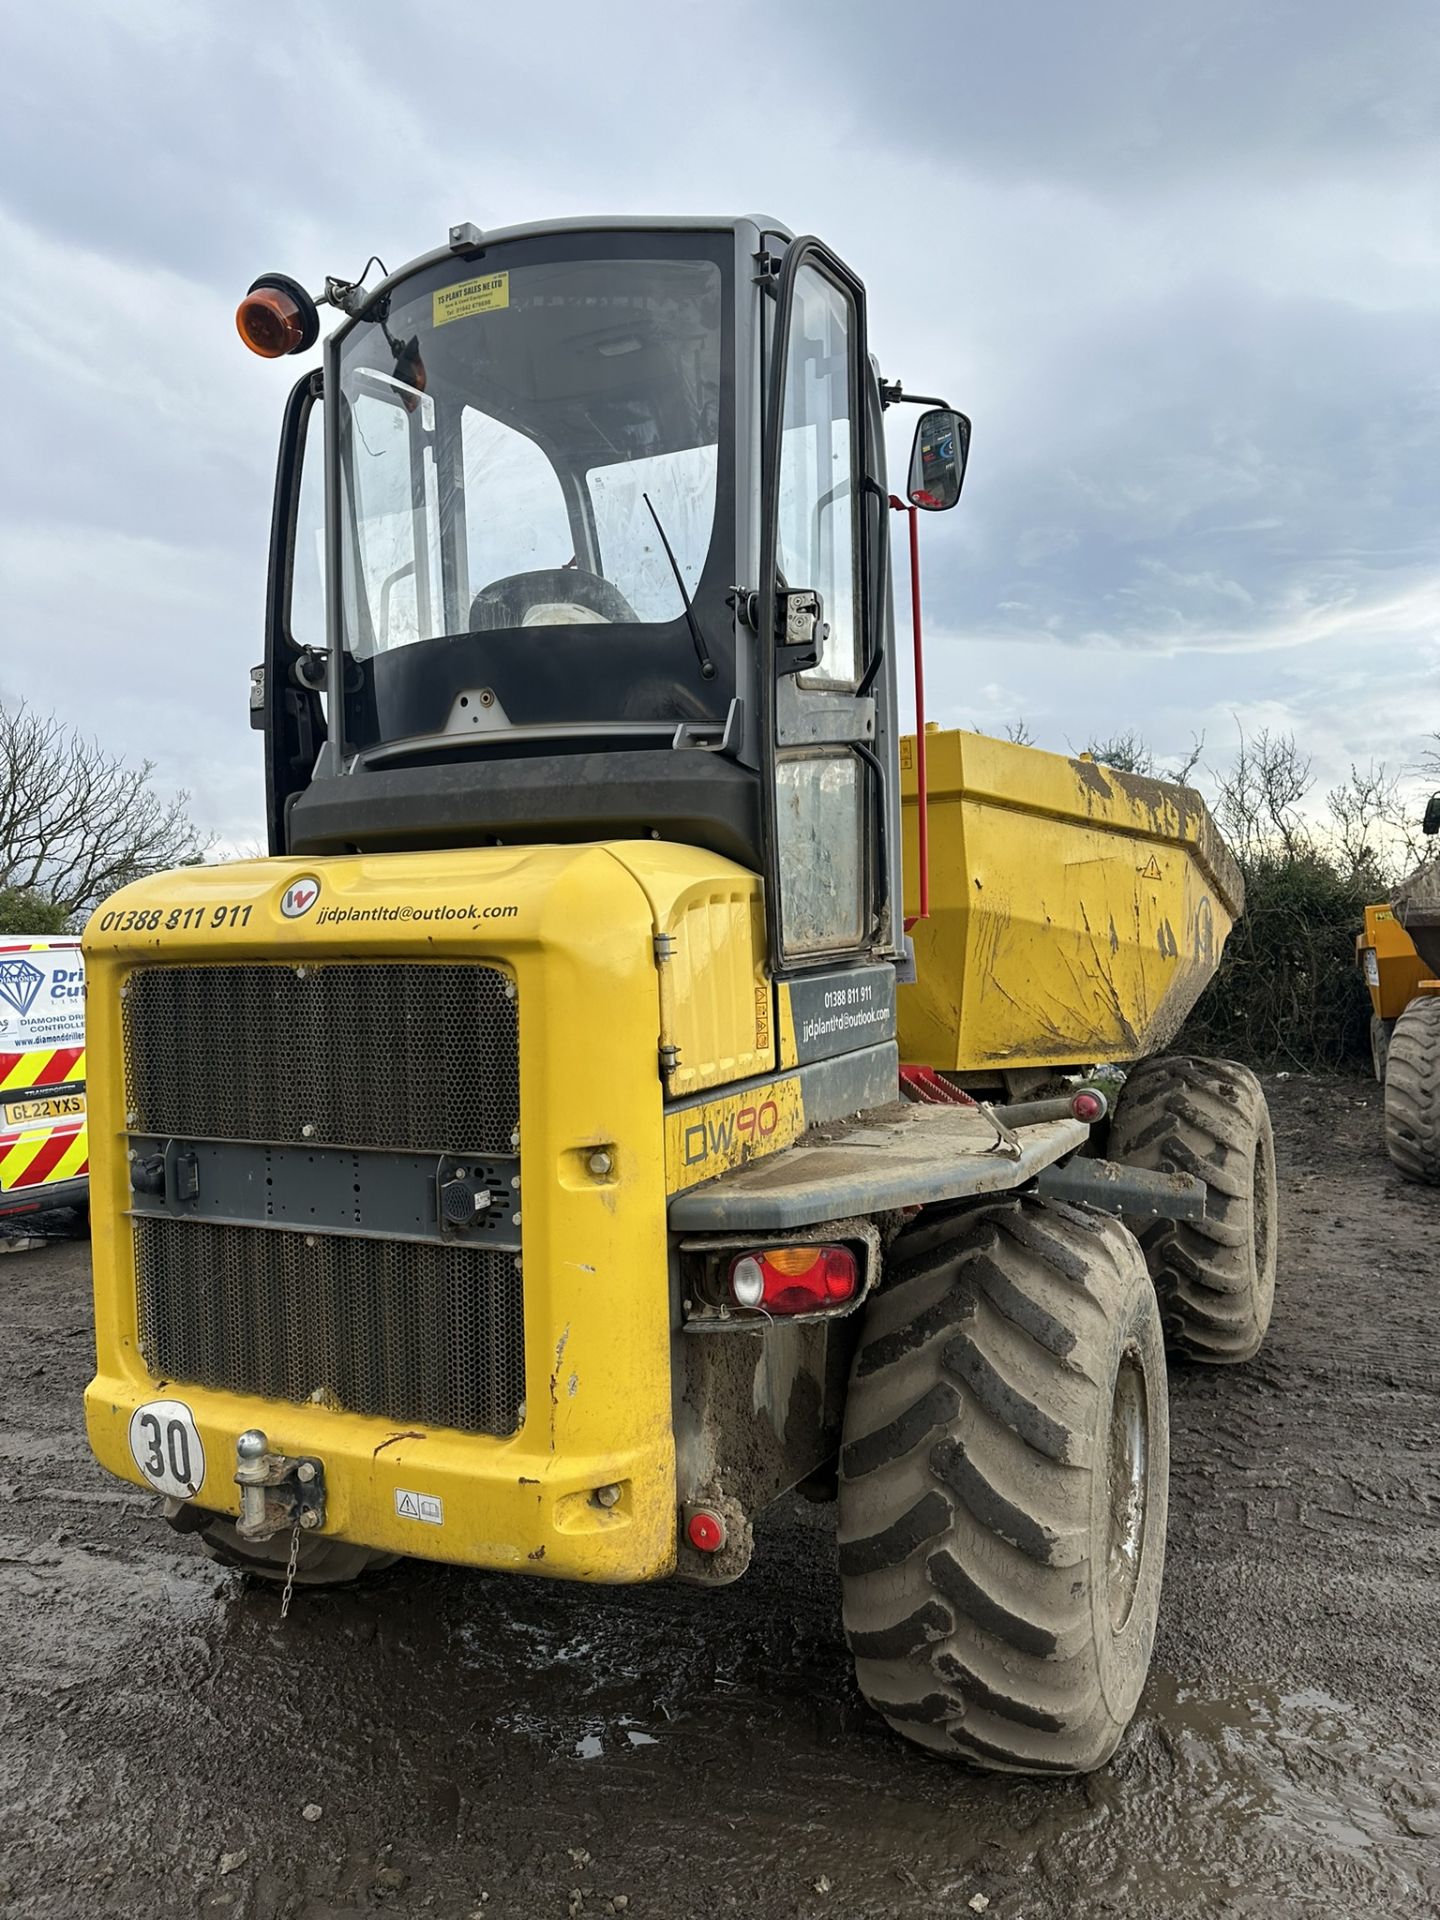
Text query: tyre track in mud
0 1074 1436 1918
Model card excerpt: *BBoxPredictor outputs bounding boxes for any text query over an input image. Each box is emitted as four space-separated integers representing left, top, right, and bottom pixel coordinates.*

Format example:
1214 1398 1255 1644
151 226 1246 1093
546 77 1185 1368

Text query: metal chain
278 1519 302 1621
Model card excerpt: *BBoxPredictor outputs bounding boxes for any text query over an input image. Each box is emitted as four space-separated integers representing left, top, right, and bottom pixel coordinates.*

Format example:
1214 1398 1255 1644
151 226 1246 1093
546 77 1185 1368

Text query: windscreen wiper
643 492 716 681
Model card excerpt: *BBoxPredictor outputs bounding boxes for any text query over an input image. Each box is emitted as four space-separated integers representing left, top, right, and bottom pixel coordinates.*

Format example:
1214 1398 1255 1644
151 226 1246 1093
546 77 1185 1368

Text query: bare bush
0 699 211 922
1326 762 1424 887
1080 729 1157 776
1082 729 1206 787
1183 731 1415 1070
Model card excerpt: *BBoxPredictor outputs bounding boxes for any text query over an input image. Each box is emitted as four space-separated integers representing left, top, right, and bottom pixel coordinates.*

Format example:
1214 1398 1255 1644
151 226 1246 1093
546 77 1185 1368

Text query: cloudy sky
2 1 1437 848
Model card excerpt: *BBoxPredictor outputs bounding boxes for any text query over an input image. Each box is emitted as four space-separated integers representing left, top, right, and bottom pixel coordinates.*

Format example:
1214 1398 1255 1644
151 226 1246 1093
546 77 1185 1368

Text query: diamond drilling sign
0 957 45 1019
0 939 88 1214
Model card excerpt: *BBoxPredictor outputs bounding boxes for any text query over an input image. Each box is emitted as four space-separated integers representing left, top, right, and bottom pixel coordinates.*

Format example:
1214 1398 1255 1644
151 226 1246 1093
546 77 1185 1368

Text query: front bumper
0 1173 88 1219
84 1372 670 1578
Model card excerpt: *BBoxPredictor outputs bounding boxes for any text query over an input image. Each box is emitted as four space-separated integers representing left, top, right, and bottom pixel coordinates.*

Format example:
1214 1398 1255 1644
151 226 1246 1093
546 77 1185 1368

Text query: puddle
1006 1673 1440 1912
572 1722 659 1760
1148 1675 1440 1852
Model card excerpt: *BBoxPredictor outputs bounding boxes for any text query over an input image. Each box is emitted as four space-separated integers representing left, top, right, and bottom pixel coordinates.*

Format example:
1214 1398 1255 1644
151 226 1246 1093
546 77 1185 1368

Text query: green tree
0 886 72 936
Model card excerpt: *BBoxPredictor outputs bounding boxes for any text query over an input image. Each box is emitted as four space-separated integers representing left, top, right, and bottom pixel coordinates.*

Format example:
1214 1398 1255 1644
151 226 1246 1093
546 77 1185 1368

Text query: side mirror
907 408 971 511
1423 793 1440 837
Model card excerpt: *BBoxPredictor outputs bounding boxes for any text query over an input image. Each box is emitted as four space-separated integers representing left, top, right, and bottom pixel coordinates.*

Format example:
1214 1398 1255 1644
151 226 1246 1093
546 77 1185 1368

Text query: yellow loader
83 216 1276 1774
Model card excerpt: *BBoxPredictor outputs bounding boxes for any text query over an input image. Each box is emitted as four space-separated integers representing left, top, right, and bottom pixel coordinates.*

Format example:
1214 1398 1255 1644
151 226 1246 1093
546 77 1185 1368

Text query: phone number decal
96 903 254 934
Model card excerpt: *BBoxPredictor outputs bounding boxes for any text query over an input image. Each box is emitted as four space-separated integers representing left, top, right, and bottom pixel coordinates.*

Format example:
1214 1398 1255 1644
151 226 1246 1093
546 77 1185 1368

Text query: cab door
758 238 883 974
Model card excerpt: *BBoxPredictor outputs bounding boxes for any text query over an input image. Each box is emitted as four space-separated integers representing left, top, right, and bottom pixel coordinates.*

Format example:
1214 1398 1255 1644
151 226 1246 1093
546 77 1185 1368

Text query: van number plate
4 1093 85 1126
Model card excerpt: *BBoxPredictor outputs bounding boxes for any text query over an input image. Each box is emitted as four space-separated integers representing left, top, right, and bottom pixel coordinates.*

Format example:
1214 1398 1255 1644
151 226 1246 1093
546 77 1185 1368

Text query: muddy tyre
1108 1055 1277 1364
837 1196 1168 1775
1383 997 1440 1184
194 1517 399 1586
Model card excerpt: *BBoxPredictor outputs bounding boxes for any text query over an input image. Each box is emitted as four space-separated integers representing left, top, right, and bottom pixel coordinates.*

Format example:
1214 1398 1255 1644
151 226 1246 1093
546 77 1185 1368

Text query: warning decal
394 1488 444 1526
433 272 509 328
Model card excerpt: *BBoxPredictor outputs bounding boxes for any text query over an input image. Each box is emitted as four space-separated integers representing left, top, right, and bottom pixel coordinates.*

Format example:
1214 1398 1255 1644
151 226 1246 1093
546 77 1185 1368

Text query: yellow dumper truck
83 216 1276 1774
1361 881 1440 1182
1357 900 1433 1084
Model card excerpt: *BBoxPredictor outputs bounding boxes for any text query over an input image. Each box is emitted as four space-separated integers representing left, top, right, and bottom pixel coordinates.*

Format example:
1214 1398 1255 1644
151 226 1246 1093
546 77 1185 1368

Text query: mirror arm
879 380 954 412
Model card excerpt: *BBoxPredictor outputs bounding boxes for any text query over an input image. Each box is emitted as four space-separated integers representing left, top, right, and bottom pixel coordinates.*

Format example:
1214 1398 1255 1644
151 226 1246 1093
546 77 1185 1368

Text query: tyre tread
1108 1053 1276 1363
837 1196 1168 1775
1383 998 1440 1184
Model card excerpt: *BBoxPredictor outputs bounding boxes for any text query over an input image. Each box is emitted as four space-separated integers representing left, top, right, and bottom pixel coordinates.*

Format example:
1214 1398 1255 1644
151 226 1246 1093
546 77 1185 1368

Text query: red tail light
728 1245 857 1314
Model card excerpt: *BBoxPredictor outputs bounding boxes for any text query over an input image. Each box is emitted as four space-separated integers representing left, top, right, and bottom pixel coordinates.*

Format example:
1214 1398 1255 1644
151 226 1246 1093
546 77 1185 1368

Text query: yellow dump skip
898 730 1244 1071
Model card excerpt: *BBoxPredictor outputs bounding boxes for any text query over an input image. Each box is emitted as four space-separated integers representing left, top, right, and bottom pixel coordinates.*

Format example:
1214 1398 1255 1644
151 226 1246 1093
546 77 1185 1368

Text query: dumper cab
256 218 920 978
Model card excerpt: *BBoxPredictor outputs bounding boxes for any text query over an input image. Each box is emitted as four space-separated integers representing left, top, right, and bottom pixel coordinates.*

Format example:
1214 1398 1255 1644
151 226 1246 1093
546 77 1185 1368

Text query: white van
0 937 88 1219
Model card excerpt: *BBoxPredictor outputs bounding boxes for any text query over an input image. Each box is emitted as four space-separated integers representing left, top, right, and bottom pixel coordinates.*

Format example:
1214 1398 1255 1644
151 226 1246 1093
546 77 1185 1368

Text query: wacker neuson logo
280 876 321 918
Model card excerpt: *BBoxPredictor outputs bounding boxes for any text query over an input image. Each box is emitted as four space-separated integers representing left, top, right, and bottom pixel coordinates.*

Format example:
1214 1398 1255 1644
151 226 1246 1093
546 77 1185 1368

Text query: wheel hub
1106 1348 1149 1631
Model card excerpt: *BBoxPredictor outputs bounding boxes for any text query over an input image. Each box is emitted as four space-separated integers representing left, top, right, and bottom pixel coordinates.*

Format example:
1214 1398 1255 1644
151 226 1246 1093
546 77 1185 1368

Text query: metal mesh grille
135 1217 525 1436
123 964 519 1152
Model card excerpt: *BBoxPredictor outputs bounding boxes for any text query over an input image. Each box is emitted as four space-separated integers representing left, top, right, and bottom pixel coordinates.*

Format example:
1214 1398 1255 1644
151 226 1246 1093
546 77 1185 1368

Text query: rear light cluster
727 1245 857 1315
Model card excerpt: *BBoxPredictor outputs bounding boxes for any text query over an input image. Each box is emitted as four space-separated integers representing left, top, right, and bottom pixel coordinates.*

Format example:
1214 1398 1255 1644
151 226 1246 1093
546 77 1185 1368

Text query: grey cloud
787 0 1440 188
1 0 1436 849
920 279 1440 666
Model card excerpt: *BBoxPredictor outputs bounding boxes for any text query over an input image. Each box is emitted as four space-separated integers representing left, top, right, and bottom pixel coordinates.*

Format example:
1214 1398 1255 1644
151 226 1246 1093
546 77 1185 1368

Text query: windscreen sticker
433 272 509 328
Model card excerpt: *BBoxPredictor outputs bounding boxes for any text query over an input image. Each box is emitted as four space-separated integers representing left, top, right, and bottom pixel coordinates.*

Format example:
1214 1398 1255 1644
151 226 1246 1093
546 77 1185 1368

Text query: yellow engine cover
898 730 1244 1071
82 841 770 1583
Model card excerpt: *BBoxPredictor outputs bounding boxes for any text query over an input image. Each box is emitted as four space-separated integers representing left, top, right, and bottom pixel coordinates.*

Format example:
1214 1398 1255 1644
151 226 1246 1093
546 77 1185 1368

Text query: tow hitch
233 1429 327 1542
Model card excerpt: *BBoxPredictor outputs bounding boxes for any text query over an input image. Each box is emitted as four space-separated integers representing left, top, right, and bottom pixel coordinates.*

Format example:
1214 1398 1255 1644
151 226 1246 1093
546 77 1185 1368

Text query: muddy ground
1 1074 1437 1919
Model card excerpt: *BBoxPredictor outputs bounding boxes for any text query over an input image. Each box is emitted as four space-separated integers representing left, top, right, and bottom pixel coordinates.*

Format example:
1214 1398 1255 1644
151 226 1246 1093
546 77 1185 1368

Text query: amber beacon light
236 274 321 358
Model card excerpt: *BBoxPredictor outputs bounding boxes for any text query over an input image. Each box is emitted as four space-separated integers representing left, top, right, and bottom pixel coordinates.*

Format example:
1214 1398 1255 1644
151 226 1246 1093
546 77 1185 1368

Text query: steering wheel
468 568 640 630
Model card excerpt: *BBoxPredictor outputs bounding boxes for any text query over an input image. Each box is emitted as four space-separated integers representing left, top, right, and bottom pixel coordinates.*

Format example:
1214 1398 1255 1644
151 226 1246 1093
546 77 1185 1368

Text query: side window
344 388 443 653
462 410 571 597
289 397 326 654
775 264 860 688
776 750 867 955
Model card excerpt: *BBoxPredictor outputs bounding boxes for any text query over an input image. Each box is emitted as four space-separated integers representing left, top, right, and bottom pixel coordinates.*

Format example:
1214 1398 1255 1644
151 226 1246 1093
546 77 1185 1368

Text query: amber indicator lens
236 285 306 358
234 275 319 358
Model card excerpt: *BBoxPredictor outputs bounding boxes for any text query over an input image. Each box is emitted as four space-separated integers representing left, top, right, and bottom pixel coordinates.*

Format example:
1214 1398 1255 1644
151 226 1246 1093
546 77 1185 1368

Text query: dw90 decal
663 1077 806 1193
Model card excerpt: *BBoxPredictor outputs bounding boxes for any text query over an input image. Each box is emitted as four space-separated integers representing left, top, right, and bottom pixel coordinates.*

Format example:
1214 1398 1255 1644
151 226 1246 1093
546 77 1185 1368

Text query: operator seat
469 569 639 631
